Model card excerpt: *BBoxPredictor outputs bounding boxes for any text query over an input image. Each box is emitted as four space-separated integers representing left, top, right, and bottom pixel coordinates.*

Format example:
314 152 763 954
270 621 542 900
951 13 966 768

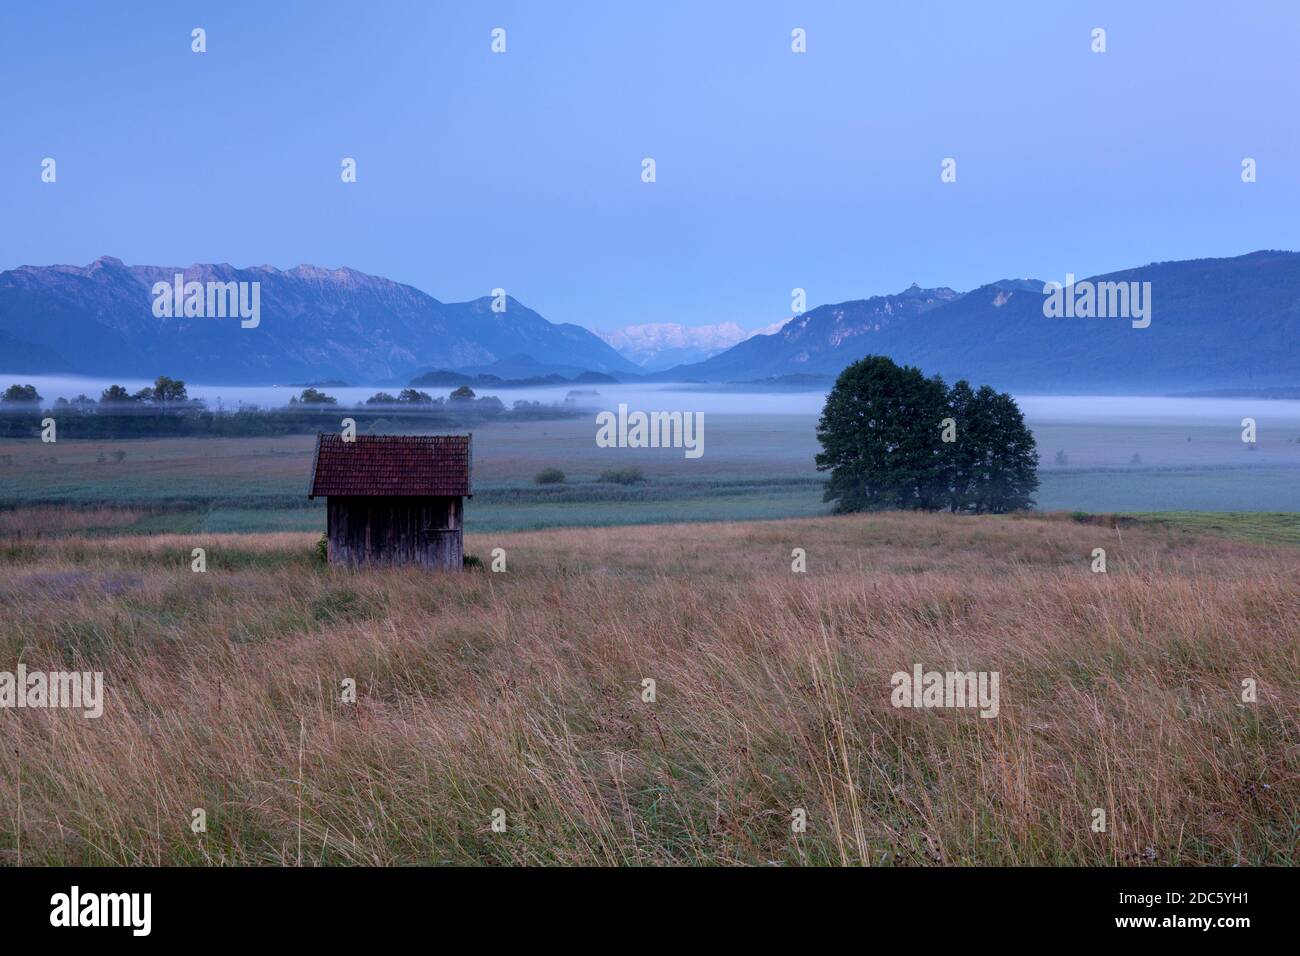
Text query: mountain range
670 251 1300 391
0 257 637 384
1 251 1298 392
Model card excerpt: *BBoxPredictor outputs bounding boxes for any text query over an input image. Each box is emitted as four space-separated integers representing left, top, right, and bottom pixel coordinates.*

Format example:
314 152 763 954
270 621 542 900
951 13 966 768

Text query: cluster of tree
1 384 43 407
364 388 435 405
0 377 584 438
3 377 199 410
360 385 493 406
816 356 1039 514
290 387 337 406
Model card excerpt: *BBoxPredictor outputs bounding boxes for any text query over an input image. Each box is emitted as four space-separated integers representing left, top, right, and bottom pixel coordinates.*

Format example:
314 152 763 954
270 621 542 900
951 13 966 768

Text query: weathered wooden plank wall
326 495 463 569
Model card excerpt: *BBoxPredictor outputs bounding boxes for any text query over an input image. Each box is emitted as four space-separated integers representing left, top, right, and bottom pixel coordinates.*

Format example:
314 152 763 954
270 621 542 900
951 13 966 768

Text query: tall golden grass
0 505 143 537
0 512 1296 865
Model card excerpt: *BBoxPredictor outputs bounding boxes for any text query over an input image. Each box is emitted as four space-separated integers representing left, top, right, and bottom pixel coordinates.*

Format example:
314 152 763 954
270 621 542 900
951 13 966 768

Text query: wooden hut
308 433 471 569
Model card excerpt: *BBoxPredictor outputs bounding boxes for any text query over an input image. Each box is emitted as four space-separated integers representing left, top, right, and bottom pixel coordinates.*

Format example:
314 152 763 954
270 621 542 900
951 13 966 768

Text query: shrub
534 467 566 485
314 533 328 565
599 467 646 485
463 553 483 569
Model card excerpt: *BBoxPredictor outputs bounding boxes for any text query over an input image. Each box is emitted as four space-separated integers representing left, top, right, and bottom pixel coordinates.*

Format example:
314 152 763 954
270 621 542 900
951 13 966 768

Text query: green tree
973 388 1038 512
54 394 96 411
815 356 948 512
448 385 476 401
940 383 1039 513
100 384 135 403
818 358 1039 514
151 375 189 403
941 379 982 512
1 384 43 406
298 388 337 405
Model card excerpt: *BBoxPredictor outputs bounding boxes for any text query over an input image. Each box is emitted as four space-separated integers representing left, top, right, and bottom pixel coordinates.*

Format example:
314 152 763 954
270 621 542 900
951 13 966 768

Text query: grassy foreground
1128 511 1300 548
0 511 1297 865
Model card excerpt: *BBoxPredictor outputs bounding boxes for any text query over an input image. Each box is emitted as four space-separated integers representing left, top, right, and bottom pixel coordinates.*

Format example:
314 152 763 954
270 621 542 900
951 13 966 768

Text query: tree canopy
1 384 43 406
816 355 1039 514
295 388 337 405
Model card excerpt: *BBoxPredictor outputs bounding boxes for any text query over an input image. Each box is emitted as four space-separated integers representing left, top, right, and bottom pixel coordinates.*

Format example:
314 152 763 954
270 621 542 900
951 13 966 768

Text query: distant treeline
0 378 588 439
409 369 619 388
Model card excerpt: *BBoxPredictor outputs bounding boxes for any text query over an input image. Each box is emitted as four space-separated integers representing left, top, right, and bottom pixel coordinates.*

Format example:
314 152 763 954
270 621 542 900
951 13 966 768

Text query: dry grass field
0 511 1297 865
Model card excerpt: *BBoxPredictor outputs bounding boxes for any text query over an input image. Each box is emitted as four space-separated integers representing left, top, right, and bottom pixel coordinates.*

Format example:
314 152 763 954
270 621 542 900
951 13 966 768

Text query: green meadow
1 413 1298 538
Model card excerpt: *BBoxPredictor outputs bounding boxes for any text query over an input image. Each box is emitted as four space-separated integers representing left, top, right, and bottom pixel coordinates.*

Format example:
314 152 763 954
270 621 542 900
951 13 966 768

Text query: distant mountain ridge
0 257 638 383
3 251 1298 392
667 252 1300 391
668 283 962 382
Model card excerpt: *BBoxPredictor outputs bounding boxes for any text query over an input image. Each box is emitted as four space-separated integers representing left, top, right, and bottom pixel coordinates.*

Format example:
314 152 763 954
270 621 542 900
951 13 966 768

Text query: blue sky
3 1 1297 333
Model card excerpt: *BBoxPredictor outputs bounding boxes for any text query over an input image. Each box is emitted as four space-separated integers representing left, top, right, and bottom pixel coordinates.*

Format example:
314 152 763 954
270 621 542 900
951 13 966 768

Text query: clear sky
3 1 1297 333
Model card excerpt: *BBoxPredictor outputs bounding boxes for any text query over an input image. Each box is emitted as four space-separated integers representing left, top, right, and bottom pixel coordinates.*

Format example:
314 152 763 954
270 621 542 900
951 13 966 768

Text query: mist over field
15 369 1300 418
14 373 1300 421
5 374 1299 516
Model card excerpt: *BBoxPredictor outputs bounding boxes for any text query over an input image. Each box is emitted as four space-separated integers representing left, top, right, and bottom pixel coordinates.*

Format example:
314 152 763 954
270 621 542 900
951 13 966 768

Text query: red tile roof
309 434 471 498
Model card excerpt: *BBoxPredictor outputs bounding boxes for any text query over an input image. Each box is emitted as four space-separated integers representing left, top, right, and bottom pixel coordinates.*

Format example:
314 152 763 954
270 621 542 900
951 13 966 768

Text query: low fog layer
7 376 1300 425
